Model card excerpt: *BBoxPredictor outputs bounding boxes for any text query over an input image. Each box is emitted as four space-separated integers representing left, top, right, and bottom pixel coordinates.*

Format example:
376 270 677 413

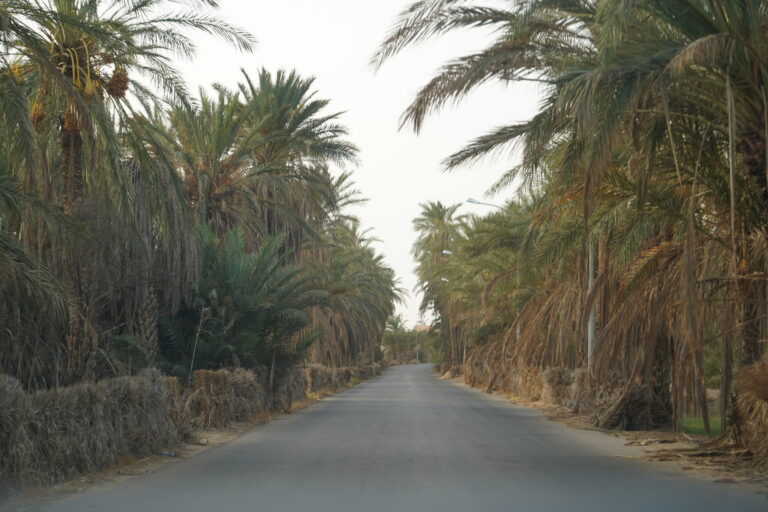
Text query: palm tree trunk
738 277 763 367
448 320 457 369
738 124 767 367
60 123 89 382
720 307 734 428
60 126 83 214
137 288 160 359
269 352 276 391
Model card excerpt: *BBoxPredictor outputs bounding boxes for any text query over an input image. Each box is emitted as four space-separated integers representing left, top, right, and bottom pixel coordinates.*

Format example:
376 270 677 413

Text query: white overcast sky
178 0 540 327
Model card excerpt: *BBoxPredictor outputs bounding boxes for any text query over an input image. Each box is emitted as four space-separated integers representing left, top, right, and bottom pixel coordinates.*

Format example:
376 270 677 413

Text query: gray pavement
15 364 768 511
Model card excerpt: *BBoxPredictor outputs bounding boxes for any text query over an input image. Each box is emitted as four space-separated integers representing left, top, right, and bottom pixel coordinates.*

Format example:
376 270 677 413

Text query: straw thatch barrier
735 361 768 467
460 359 671 429
304 365 337 392
185 368 271 429
0 363 384 492
0 369 184 488
460 356 768 466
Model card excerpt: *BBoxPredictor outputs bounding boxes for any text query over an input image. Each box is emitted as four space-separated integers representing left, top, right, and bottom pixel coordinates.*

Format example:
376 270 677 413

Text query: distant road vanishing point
16 365 767 512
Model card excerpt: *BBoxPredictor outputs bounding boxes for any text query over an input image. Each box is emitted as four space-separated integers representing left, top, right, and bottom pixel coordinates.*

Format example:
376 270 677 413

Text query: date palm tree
306 218 401 366
0 0 254 384
383 0 768 432
238 68 359 258
5 0 255 213
412 201 466 366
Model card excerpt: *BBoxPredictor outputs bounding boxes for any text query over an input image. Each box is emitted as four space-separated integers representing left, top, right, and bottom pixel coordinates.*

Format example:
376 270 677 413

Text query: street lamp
467 197 504 210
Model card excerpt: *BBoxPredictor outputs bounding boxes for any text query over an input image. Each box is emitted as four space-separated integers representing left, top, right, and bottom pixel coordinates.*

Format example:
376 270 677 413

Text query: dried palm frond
735 361 768 467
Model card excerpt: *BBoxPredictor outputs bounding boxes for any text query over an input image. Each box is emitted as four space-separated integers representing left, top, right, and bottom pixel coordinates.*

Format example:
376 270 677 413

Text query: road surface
14 364 767 511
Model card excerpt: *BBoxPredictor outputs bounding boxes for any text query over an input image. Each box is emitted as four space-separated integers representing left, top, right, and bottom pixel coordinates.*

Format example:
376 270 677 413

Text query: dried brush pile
542 368 572 405
271 367 307 412
286 368 308 399
507 366 544 401
462 357 494 390
356 363 382 379
349 366 365 381
589 378 671 431
164 376 193 441
185 369 270 429
458 353 542 399
230 368 271 418
735 361 768 467
0 369 181 489
1 363 383 492
335 367 352 387
565 369 589 412
303 364 382 392
360 363 381 379
305 365 337 392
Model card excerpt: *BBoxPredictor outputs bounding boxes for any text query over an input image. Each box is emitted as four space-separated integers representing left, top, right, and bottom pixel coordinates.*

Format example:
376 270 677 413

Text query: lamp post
467 197 504 210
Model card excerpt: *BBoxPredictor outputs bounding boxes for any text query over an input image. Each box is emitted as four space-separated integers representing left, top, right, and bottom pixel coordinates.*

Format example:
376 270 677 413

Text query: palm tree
0 0 255 385
1 3 402 392
159 227 327 378
5 0 255 214
412 201 466 367
166 88 266 237
238 68 359 258
384 0 768 433
306 218 402 366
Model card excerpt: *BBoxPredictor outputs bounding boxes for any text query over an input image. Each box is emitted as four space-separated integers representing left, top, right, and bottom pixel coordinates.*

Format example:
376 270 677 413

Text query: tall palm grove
377 0 768 451
0 0 400 391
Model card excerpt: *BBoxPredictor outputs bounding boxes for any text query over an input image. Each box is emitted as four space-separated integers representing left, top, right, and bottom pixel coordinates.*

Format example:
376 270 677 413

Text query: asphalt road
16 364 768 512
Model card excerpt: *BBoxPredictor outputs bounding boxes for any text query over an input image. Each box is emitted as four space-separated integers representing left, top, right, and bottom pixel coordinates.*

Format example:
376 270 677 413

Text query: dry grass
541 368 572 404
304 365 336 392
0 369 181 491
0 362 385 495
164 376 193 441
336 367 352 387
508 366 544 401
736 361 768 467
185 369 270 429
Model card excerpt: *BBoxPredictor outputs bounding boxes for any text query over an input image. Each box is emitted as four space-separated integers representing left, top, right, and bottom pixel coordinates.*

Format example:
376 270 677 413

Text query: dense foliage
379 0 768 432
0 0 399 389
382 315 434 363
